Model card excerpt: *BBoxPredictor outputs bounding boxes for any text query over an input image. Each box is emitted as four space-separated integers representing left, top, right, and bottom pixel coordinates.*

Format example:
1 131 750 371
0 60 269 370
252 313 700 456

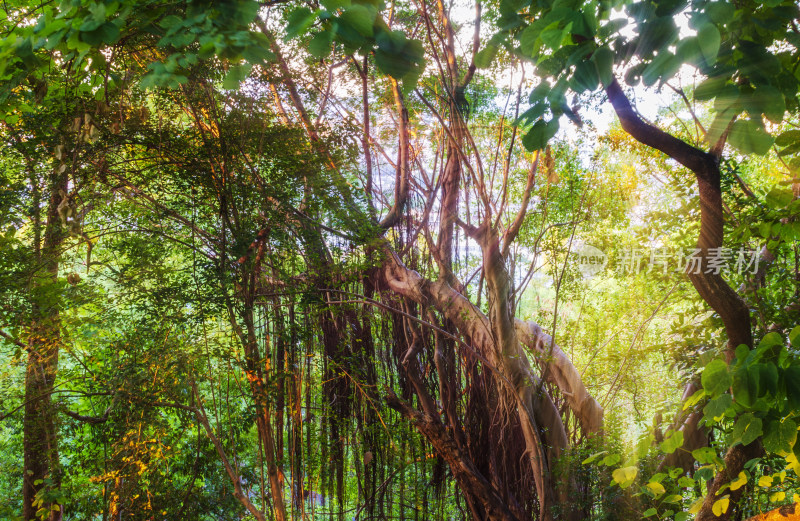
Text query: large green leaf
728 119 775 155
592 46 614 86
763 418 797 454
339 4 376 37
702 359 731 397
286 7 317 39
697 23 721 62
732 364 759 407
571 60 599 92
731 413 763 446
790 326 800 349
521 118 559 151
784 366 800 410
776 130 800 148
308 29 335 58
704 394 732 420
661 430 684 454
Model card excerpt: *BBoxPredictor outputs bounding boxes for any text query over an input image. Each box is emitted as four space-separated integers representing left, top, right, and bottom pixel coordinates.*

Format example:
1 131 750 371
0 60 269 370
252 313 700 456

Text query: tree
1 0 799 520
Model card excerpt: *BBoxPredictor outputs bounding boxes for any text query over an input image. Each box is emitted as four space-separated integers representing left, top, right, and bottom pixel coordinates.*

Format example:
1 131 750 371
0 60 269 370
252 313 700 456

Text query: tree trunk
23 167 67 521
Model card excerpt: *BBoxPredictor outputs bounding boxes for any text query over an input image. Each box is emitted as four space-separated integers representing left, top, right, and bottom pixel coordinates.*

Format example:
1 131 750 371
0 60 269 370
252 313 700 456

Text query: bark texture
23 168 67 521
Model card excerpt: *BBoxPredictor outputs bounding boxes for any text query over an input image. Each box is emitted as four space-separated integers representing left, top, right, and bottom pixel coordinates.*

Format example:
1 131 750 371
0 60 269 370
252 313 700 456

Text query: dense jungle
1 0 800 520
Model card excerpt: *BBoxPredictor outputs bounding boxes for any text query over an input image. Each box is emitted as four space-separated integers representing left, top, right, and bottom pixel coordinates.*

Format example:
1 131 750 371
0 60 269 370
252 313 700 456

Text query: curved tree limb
515 319 603 436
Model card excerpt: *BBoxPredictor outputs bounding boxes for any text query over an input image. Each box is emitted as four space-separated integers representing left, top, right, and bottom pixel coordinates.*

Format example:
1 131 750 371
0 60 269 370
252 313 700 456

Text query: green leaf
339 4 376 37
706 2 735 24
519 24 541 56
643 507 658 517
540 22 571 49
697 23 721 62
661 430 684 454
222 63 252 90
702 359 731 397
789 326 800 349
704 394 732 421
731 413 763 446
763 419 797 455
475 44 499 68
581 451 607 464
735 344 750 366
694 76 725 101
783 366 800 412
675 36 703 66
80 22 120 46
592 46 614 86
684 388 706 409
728 119 775 156
756 86 785 124
764 189 793 209
732 364 759 407
778 142 800 157
308 29 334 58
374 48 409 79
776 130 800 148
713 84 741 112
692 447 720 464
663 494 683 503
755 363 778 397
521 118 559 151
571 60 599 92
641 50 679 86
601 453 621 466
79 2 106 32
286 7 317 39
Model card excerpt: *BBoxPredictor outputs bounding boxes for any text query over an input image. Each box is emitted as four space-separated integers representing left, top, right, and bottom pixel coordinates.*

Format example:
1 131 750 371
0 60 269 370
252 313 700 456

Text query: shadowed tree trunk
23 165 67 521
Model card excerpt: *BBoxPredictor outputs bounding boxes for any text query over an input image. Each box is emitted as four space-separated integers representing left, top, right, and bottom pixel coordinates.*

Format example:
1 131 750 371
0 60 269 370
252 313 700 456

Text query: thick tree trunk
23 168 67 521
696 441 764 521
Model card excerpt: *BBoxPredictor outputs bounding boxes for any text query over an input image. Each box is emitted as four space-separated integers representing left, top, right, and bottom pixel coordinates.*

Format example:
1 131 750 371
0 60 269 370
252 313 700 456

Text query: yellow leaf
646 481 666 497
612 466 638 488
712 497 730 516
770 491 786 502
793 493 800 503
730 471 747 491
758 475 774 488
688 498 704 514
786 452 800 474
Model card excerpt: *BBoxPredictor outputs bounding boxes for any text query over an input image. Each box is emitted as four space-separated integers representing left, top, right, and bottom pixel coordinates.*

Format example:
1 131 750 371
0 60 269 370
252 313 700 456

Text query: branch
606 79 713 176
156 394 268 521
62 406 111 424
379 78 412 229
461 0 482 86
501 151 539 257
515 319 603 435
0 329 31 352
